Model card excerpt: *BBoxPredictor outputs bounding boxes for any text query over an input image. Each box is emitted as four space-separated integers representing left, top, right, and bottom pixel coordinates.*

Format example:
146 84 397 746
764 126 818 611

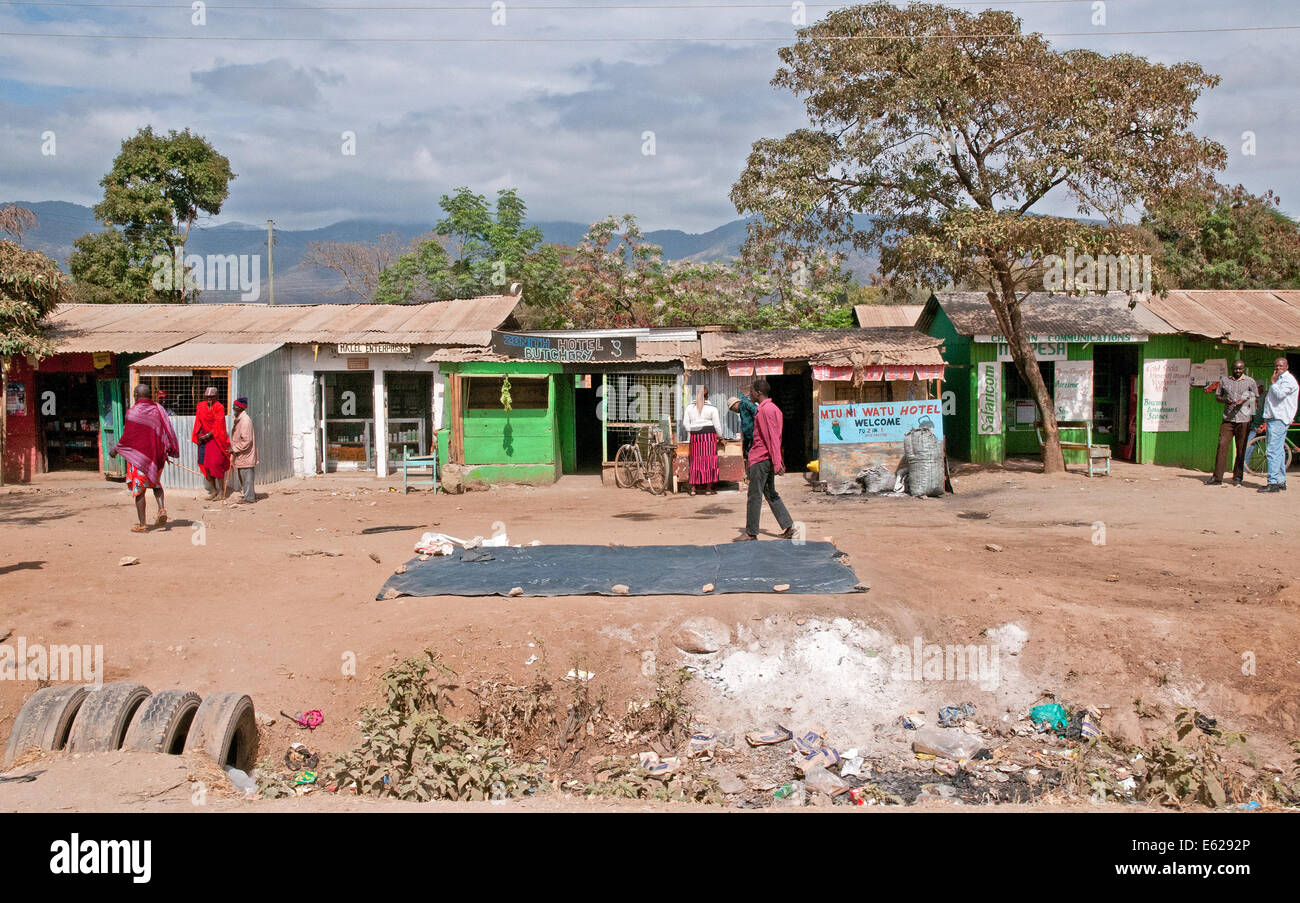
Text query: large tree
1144 181 1300 289
731 2 1224 472
1 206 69 485
302 232 405 303
69 126 235 303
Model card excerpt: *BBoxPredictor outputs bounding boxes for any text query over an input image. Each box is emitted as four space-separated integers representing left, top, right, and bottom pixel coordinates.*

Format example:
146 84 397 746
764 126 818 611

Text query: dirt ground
1 459 1297 812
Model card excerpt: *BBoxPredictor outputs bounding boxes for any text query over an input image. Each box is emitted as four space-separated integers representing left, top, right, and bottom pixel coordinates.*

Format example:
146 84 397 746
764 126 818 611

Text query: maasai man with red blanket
192 386 230 500
109 382 180 533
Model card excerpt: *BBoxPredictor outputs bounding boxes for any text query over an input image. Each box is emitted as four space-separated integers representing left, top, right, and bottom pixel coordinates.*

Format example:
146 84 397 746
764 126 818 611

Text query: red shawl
192 400 231 479
117 399 180 485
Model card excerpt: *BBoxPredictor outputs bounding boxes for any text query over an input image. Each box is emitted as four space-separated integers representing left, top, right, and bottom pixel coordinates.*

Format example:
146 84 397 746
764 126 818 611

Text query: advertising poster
1053 360 1093 421
818 400 944 445
1142 358 1191 432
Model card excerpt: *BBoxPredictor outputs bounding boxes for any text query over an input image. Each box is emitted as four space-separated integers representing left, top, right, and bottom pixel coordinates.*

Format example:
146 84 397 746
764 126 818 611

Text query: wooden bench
401 446 439 494
1035 420 1111 477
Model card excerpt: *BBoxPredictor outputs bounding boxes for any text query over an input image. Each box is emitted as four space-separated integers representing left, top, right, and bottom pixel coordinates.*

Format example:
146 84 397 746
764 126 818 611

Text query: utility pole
267 219 275 305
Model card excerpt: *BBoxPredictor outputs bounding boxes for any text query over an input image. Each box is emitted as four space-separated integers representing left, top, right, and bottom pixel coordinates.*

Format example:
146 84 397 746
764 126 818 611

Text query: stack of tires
3 683 258 772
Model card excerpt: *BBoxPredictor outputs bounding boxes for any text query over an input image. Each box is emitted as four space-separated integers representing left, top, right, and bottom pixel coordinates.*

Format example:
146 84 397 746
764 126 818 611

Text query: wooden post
1 356 8 488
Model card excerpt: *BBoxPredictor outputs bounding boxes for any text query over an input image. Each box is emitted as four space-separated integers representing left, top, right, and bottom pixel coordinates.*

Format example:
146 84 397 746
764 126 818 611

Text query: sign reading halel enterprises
490 331 637 362
818 400 944 446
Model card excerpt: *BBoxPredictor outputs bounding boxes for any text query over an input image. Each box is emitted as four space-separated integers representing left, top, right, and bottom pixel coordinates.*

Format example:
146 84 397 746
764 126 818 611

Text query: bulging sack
903 421 943 497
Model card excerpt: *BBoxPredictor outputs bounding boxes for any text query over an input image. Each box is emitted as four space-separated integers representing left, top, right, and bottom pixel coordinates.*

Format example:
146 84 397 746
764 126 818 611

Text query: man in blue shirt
728 395 758 460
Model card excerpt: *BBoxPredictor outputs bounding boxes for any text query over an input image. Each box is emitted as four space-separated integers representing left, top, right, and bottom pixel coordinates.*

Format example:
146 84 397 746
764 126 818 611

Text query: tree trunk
1 358 7 488
987 272 1065 475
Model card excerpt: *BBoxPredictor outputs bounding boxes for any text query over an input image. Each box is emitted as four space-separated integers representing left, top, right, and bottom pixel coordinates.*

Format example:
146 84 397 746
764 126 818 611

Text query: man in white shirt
1257 358 1297 493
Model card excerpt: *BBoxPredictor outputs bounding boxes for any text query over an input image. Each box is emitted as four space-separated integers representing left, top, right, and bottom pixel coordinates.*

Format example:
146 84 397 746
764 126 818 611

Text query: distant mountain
4 201 879 304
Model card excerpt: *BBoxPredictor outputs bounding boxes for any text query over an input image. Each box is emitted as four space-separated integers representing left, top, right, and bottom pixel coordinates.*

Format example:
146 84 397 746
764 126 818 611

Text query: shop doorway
37 372 100 471
1003 360 1054 456
319 370 375 471
385 372 432 467
572 373 605 473
766 372 813 472
1093 345 1140 460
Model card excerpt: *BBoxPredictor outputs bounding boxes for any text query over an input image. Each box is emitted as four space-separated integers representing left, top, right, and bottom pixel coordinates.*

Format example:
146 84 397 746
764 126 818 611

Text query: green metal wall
1137 336 1279 473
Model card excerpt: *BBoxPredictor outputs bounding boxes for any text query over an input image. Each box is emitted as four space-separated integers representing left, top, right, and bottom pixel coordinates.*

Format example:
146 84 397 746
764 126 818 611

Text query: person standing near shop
1207 360 1258 486
728 394 758 462
683 386 722 495
733 379 795 542
109 383 179 532
192 386 231 500
229 396 258 504
1256 357 1297 493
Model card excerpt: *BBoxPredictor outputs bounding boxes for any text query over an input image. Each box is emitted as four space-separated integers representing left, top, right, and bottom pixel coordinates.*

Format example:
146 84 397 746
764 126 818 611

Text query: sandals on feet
154 509 168 526
131 524 148 533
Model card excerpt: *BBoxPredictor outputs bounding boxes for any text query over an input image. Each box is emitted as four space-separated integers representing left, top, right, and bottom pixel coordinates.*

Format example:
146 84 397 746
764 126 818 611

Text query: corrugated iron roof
700 327 944 367
47 296 521 353
925 292 1154 338
853 305 923 328
132 342 284 369
1137 291 1300 348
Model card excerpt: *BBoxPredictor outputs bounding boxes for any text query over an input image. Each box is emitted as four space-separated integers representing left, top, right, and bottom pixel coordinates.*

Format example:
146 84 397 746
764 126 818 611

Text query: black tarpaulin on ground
375 541 863 599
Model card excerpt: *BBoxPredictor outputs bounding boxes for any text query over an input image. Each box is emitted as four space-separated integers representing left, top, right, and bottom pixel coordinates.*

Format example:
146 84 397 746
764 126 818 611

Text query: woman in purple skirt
683 386 722 495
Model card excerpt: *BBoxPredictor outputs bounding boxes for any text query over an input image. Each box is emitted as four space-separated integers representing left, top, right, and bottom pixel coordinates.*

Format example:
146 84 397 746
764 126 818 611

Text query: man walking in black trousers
733 379 795 541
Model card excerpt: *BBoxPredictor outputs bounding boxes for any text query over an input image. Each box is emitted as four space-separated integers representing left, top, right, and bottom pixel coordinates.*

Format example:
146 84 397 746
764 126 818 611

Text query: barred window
137 371 230 416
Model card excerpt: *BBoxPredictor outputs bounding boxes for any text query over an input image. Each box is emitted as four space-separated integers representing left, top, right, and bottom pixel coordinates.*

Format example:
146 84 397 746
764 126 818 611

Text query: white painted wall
287 344 442 478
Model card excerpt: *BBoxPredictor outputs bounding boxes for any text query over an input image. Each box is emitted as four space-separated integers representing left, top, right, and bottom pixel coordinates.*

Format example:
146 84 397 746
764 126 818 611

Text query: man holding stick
109 383 179 533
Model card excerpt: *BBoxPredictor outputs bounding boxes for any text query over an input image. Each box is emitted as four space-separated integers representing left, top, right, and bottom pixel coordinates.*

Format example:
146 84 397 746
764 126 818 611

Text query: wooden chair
401 446 439 494
1035 420 1111 477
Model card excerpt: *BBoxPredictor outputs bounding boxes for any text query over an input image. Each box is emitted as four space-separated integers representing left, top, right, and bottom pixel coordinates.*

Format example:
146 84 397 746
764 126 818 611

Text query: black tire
614 445 640 488
122 690 202 755
3 685 89 767
65 682 151 755
182 692 258 772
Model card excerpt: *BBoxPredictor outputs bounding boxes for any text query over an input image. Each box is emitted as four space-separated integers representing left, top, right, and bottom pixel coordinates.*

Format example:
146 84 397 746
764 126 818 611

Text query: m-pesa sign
818 401 944 445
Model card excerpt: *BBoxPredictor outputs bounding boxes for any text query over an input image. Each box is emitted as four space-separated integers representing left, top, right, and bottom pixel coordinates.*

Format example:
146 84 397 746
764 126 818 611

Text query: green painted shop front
930 303 1289 473
437 361 577 486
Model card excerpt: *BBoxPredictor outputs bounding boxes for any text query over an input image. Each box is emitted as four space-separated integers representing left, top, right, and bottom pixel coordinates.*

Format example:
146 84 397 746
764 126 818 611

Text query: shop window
466 377 548 410
138 371 229 416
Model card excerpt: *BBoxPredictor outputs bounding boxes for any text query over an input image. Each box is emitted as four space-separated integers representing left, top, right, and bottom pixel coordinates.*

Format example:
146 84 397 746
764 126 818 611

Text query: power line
0 1 1129 9
1 24 1296 42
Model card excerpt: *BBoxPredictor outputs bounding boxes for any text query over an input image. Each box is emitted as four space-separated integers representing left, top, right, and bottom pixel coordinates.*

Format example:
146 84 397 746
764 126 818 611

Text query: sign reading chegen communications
490 331 637 363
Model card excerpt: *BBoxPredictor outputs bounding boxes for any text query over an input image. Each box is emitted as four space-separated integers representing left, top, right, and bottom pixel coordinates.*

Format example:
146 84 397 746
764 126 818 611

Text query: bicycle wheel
614 444 641 488
646 451 667 495
1243 434 1269 476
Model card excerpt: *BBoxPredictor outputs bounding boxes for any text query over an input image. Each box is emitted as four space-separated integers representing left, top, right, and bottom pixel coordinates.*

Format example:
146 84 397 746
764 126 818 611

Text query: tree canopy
1 206 67 359
731 1 1225 472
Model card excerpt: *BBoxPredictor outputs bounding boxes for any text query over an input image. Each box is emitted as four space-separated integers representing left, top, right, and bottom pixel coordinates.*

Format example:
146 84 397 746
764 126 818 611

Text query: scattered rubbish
222 765 257 796
911 727 989 761
637 751 681 778
509 587 524 597
773 584 790 593
281 709 324 731
523 654 538 665
1194 713 1219 735
801 763 850 796
1105 574 1120 582
564 669 595 682
985 544 1003 552
900 712 926 730
367 552 382 564
360 525 423 534
933 760 958 777
284 742 319 772
293 770 318 786
611 584 630 594
839 756 866 778
1029 703 1070 734
702 583 714 594
746 725 793 747
938 702 976 727
773 781 806 806
687 730 720 758
1238 800 1261 811
290 549 343 558
118 556 140 567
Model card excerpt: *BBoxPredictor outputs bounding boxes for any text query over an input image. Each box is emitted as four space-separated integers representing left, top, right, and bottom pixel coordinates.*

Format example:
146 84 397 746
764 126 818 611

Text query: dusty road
1 460 1296 810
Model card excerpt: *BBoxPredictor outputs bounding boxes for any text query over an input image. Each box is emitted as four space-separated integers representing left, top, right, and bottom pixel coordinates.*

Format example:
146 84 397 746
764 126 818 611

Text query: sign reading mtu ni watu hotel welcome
818 400 945 446
490 331 638 362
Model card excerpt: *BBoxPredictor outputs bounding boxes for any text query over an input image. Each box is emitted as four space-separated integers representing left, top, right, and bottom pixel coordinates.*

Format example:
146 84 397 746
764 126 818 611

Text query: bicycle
1243 421 1297 476
613 426 675 495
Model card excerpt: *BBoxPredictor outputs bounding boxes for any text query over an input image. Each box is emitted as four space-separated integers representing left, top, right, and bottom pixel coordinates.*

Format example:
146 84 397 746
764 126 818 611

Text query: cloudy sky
1 0 1297 233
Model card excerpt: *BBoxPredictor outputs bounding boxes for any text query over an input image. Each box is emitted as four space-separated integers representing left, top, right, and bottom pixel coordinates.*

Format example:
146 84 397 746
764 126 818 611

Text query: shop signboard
818 400 944 446
1053 360 1093 420
976 362 1001 435
490 331 636 363
1142 358 1191 432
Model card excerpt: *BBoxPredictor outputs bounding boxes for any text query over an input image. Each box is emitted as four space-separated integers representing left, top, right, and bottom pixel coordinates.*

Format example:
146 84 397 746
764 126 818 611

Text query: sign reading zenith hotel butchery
490 331 637 362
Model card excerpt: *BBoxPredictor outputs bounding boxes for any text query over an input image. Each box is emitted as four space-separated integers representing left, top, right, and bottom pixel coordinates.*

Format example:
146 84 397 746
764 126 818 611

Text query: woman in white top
684 386 723 495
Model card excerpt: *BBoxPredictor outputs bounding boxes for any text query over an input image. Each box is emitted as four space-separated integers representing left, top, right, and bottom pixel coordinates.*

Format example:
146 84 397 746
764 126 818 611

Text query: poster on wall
5 381 25 416
1190 359 1228 387
1142 358 1191 432
976 362 1001 435
818 400 944 446
1053 360 1093 420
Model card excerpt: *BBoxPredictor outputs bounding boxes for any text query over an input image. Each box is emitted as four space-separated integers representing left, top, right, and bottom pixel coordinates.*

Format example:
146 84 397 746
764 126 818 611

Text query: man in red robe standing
192 386 231 500
109 382 179 532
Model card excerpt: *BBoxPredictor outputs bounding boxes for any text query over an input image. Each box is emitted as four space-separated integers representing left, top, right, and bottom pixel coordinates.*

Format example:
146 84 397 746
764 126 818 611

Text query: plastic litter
222 765 257 795
801 763 850 796
1029 703 1070 733
911 727 989 761
938 702 976 727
